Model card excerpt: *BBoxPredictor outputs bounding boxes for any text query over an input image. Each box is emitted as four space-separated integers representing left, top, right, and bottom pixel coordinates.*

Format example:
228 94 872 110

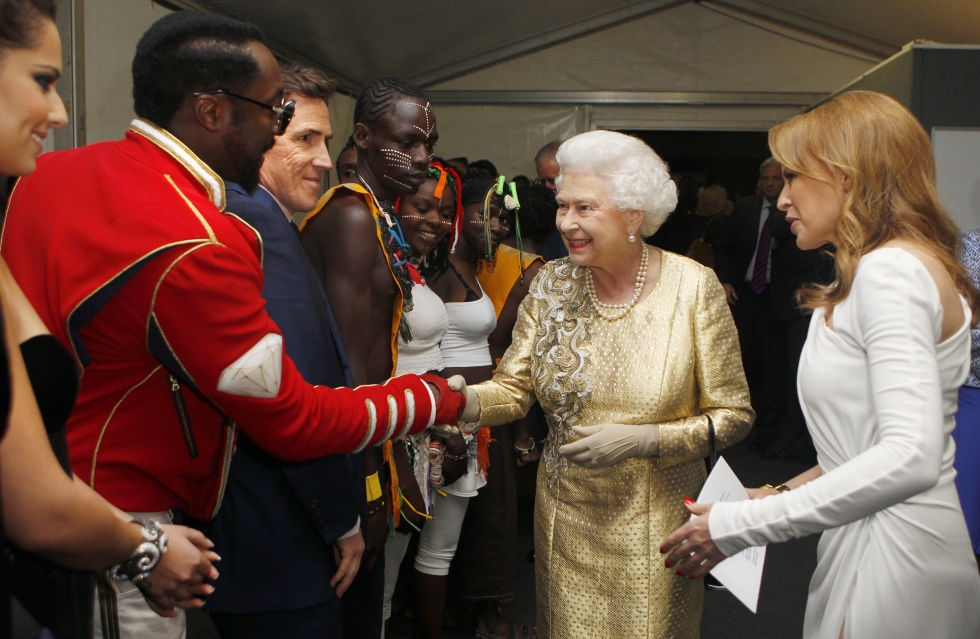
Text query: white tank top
440 283 496 369
395 283 448 376
393 282 448 512
438 281 495 497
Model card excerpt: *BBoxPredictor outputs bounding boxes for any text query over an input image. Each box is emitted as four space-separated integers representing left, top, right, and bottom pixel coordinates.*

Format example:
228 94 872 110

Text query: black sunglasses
193 89 296 135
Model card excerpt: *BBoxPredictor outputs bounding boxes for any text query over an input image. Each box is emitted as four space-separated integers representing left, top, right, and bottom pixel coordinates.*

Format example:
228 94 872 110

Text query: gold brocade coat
475 252 753 639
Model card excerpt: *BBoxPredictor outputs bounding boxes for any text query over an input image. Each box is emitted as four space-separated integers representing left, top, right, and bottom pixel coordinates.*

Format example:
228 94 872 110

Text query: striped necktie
751 206 774 294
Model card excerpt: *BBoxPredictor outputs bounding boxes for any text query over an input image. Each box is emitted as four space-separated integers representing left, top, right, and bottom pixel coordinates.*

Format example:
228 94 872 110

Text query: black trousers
210 597 342 639
732 287 782 448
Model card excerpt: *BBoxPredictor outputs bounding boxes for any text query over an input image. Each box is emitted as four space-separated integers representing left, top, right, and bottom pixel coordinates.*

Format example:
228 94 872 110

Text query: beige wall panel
431 3 872 94
83 0 172 143
428 105 579 180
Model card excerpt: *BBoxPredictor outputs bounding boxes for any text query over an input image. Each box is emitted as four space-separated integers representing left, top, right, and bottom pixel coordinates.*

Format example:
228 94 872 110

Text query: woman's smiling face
556 172 639 270
0 17 68 176
396 177 455 258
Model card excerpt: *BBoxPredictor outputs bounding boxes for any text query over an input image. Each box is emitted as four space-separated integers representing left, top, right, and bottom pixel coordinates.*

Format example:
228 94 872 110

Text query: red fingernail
676 570 683 576
683 497 695 505
664 560 671 568
690 575 697 580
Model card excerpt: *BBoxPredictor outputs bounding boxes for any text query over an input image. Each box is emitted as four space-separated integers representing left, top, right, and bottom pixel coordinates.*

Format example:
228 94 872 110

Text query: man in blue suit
714 158 784 451
715 158 832 460
205 62 366 638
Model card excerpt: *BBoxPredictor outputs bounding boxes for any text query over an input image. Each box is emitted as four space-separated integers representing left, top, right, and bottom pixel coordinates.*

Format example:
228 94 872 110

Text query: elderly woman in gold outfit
454 130 753 638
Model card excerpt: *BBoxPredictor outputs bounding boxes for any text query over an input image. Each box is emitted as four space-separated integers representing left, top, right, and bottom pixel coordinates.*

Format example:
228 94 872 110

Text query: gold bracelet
760 483 791 492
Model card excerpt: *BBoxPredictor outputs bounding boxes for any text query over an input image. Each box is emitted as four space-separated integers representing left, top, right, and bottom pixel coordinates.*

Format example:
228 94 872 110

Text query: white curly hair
555 130 677 237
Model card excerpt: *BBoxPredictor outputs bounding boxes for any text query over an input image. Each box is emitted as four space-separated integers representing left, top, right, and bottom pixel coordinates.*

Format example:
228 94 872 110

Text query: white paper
696 456 766 613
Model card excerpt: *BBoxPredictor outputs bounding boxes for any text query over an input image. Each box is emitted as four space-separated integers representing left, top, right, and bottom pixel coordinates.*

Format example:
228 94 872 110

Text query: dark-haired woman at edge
0 1 217 636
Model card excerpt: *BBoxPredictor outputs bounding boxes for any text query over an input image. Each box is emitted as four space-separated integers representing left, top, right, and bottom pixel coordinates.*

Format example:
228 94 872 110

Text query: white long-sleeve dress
710 248 980 639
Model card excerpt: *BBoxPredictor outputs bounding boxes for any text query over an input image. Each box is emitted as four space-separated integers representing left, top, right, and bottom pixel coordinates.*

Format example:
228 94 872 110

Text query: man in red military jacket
1 12 462 638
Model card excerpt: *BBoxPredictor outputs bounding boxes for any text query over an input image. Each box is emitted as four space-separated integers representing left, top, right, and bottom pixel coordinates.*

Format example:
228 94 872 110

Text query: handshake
424 374 481 436
423 375 661 467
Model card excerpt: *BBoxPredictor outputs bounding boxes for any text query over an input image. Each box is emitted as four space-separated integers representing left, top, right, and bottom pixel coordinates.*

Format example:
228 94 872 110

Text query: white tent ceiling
164 0 980 102
143 0 980 189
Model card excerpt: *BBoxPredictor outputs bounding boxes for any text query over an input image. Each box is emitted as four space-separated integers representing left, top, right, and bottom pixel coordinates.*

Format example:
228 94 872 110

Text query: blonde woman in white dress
662 90 980 639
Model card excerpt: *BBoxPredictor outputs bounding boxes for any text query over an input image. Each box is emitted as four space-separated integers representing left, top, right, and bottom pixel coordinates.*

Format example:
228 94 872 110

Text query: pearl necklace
585 245 649 321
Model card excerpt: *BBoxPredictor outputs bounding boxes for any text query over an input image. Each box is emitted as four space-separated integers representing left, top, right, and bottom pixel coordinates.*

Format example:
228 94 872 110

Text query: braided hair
407 159 463 282
461 173 522 272
355 76 428 126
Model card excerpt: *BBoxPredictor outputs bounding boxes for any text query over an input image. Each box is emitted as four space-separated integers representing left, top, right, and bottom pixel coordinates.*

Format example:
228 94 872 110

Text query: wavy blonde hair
770 90 979 320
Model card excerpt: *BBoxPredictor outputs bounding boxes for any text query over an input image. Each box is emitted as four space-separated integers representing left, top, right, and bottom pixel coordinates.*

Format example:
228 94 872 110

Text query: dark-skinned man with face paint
300 76 440 638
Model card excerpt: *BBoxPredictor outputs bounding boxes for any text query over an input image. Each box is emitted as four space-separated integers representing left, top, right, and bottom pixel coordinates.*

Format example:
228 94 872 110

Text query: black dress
0 309 12 639
5 334 89 639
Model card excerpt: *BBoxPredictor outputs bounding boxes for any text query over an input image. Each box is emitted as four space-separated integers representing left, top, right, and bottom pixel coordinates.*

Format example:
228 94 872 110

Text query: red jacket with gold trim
1 119 460 519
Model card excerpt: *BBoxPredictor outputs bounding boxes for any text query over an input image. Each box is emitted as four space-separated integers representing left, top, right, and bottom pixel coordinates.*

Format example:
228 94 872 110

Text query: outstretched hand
141 525 220 616
659 500 725 580
431 374 482 436
446 374 481 424
722 282 739 305
421 373 467 425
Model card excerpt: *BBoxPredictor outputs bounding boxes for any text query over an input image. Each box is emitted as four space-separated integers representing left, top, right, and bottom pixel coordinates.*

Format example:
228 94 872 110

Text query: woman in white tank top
383 162 469 634
408 173 514 639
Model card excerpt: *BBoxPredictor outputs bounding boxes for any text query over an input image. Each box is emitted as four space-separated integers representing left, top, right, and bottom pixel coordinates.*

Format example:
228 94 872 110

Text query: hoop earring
627 232 637 243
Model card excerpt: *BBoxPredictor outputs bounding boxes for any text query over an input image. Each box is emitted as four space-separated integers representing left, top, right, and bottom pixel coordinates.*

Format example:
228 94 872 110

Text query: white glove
445 374 481 426
558 423 659 467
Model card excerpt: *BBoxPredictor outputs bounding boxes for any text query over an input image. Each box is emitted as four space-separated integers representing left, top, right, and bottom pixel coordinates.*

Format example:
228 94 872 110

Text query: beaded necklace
356 173 415 340
585 244 649 321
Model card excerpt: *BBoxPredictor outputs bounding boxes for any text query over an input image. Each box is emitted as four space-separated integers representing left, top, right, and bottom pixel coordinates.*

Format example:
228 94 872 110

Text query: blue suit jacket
714 195 768 296
715 194 832 321
205 182 364 613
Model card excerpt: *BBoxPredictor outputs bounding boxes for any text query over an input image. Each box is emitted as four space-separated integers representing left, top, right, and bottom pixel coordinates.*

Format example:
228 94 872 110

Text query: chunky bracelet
366 498 386 517
513 439 537 455
428 439 445 487
112 518 168 584
759 483 791 492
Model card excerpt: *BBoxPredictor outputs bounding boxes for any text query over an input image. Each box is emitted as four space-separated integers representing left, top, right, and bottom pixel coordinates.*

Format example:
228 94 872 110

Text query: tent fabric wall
73 1 872 150
81 0 173 144
430 4 874 94
60 0 979 204
430 105 579 180
427 3 874 178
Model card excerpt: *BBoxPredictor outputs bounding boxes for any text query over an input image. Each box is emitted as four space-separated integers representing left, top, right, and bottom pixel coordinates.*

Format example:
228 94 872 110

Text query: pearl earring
627 232 637 243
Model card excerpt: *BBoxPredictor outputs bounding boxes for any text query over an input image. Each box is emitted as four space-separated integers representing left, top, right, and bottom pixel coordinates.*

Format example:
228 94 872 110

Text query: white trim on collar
129 118 226 210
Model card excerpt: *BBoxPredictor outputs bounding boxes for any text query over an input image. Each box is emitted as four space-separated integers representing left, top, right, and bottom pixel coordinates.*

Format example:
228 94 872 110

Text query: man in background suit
206 62 365 638
715 157 832 461
765 190 835 462
714 157 786 452
534 140 569 261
